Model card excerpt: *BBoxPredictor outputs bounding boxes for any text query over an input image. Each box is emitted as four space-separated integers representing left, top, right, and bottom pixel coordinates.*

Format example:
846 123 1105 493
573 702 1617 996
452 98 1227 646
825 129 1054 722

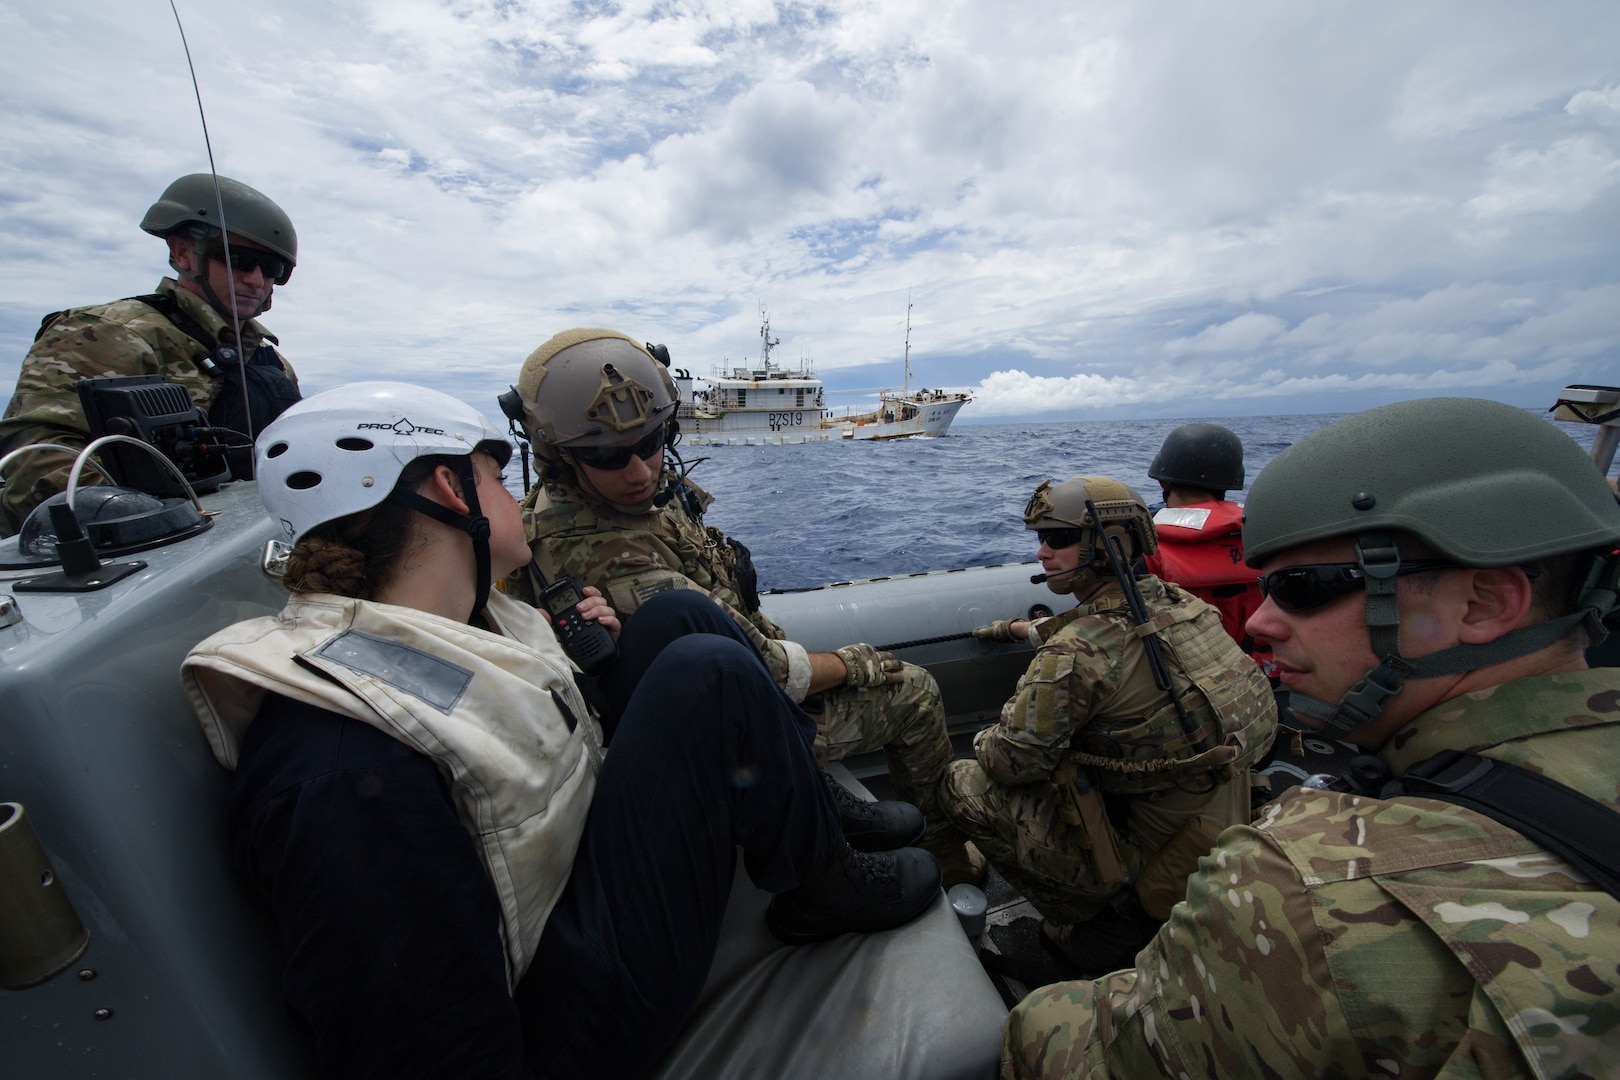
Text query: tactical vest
183 590 601 986
1065 580 1278 795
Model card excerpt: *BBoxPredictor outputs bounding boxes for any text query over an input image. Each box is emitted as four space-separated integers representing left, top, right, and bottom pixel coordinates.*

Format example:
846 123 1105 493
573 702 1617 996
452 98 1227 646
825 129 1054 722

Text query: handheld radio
528 561 618 673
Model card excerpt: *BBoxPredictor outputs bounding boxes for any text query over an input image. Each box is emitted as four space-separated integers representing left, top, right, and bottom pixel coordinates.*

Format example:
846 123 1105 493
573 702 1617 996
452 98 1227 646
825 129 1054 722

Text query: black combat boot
766 843 941 945
823 770 925 851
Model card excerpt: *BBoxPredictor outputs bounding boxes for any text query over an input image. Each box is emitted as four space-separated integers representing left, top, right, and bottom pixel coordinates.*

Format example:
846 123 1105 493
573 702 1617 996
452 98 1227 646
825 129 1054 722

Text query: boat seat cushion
652 764 1007 1080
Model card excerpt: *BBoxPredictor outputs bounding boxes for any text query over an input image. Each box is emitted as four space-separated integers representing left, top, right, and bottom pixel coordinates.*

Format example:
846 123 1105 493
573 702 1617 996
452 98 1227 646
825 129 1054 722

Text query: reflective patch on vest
1153 506 1212 530
313 630 473 714
631 575 682 605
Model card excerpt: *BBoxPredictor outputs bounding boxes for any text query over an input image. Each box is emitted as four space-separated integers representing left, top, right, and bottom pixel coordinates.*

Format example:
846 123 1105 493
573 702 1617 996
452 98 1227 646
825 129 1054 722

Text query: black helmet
1244 397 1620 736
1148 423 1244 492
142 174 297 285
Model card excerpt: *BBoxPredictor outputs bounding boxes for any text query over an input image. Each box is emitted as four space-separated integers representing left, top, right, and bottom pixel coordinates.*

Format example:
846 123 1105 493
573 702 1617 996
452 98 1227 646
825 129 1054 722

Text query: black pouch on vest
207 344 302 478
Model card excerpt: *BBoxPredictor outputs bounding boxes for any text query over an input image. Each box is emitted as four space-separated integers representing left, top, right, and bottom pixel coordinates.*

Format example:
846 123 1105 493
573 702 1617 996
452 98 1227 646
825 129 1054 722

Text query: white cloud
1470 135 1620 218
1 0 1618 421
1165 313 1287 356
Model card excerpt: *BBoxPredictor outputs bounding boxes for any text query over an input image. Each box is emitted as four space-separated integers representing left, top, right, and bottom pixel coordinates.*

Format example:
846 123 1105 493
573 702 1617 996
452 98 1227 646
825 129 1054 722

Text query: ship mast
759 304 779 368
902 297 912 396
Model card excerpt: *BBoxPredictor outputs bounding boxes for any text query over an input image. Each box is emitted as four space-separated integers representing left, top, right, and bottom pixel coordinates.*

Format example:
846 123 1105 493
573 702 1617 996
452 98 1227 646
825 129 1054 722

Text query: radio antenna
167 0 254 437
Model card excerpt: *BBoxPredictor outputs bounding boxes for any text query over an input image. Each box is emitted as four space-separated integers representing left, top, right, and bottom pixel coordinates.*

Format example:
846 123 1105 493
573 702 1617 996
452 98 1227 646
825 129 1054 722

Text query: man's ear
1458 566 1536 643
166 234 197 274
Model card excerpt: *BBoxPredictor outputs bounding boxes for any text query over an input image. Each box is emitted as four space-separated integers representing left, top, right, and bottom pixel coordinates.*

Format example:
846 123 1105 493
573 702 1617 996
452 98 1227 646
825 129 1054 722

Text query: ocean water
511 412 1612 593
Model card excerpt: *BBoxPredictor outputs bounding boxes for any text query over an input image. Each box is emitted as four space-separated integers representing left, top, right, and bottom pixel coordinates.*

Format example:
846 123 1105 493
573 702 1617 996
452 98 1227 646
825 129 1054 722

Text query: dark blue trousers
516 591 839 1077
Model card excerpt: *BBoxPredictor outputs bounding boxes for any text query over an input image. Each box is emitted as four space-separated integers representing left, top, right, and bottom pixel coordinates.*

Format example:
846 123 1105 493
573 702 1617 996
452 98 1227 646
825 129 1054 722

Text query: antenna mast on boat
903 293 913 396
759 303 779 367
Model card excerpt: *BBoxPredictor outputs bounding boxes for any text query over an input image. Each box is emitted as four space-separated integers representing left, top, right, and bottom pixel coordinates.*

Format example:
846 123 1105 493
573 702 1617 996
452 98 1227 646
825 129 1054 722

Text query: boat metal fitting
0 595 20 630
0 802 90 989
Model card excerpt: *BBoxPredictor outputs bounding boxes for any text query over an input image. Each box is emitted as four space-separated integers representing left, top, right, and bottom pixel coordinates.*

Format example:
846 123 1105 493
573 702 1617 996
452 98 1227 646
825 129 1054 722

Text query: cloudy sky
3 0 1618 423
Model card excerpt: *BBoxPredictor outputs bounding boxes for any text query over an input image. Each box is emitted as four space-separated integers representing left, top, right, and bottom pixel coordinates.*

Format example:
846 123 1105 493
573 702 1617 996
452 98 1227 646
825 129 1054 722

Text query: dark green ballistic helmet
141 174 297 283
1148 422 1244 492
1244 397 1620 569
1244 397 1620 738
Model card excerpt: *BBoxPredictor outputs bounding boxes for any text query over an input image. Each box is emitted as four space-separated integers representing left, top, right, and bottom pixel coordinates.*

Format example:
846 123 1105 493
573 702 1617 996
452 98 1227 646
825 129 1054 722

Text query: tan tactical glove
835 643 903 687
972 620 1019 642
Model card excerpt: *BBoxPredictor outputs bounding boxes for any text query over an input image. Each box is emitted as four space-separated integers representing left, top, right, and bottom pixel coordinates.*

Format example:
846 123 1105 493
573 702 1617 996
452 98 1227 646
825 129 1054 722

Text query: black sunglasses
1257 560 1457 613
211 243 292 284
1036 528 1085 549
570 425 666 471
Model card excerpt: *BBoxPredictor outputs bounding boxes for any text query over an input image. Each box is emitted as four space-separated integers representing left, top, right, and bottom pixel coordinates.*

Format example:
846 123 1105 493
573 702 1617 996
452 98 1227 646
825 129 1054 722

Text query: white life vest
182 589 602 986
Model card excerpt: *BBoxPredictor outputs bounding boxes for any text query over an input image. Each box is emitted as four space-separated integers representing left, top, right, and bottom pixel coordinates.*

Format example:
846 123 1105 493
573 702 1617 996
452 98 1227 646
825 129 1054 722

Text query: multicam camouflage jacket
1000 668 1620 1080
0 278 294 535
513 475 813 700
974 575 1277 795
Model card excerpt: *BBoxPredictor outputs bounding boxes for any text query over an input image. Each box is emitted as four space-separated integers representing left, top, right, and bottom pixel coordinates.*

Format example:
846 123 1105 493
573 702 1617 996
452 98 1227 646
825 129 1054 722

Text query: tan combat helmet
516 329 678 457
1025 475 1158 561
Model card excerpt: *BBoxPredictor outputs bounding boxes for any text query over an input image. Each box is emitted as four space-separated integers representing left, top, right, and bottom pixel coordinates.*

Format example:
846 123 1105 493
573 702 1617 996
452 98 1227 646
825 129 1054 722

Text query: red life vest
1145 501 1275 675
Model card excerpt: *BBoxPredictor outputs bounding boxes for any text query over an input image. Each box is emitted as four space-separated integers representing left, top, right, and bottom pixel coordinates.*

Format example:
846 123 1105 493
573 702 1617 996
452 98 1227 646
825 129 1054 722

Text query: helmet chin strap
1293 533 1620 739
391 456 494 622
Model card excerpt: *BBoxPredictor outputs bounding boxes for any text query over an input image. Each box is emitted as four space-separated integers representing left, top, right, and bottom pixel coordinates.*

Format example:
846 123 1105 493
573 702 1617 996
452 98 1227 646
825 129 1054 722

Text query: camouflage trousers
998 973 1134 1079
810 661 962 856
939 760 1248 925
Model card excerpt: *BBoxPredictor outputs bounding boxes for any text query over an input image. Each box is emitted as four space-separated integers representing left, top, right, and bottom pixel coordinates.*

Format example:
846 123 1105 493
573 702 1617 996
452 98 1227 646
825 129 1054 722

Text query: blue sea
510 412 1611 593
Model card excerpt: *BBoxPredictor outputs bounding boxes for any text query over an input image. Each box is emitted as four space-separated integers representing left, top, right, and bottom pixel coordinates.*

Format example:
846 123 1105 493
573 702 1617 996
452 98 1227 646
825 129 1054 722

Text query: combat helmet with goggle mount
1243 396 1620 739
497 329 701 515
1024 475 1158 594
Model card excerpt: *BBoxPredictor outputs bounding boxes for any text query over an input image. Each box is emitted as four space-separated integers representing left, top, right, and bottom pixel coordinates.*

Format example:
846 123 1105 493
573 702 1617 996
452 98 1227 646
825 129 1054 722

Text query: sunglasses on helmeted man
1256 561 1459 613
570 425 667 471
1036 528 1085 549
208 244 291 284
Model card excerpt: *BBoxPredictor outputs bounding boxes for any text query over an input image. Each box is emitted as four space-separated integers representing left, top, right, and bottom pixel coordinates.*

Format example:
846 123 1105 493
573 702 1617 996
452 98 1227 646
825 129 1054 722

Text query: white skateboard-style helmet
257 382 510 545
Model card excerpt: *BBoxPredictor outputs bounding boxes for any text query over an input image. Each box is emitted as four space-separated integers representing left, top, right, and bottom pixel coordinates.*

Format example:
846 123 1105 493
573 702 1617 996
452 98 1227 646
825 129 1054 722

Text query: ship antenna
168 0 254 439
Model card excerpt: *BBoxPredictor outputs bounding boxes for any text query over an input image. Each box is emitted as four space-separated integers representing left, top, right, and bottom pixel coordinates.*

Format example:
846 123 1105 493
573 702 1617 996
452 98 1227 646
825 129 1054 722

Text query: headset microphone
1030 565 1082 585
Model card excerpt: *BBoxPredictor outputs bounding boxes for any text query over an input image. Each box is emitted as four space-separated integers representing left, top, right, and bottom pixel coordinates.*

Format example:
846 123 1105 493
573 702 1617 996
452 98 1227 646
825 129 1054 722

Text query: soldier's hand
835 643 903 687
972 619 1029 642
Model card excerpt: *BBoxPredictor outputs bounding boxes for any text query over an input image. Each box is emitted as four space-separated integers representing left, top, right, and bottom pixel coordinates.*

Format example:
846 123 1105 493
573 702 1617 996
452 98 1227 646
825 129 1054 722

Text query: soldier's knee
940 760 991 825
1001 982 1095 1080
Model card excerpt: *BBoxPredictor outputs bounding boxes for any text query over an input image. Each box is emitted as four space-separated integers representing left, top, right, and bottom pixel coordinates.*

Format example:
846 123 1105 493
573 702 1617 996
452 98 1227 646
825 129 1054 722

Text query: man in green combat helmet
0 173 301 535
504 328 982 885
1002 397 1620 1079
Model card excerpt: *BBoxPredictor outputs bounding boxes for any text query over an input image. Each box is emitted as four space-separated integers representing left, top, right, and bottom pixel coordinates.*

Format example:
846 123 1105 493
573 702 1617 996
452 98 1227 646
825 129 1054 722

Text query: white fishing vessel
676 306 973 445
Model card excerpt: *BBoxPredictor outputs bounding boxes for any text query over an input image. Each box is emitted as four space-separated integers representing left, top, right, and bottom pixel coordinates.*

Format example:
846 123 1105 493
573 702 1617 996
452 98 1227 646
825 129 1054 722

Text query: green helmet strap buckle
1356 534 1405 660
1577 549 1620 646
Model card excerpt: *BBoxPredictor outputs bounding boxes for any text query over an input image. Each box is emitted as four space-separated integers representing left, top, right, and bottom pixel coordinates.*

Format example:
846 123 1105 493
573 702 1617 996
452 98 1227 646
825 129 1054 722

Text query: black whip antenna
168 0 255 439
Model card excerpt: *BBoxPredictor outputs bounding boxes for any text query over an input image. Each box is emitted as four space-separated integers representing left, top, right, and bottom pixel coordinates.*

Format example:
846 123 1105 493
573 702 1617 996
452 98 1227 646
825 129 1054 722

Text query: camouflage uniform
941 576 1276 924
1002 668 1620 1080
0 278 295 534
513 473 957 851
